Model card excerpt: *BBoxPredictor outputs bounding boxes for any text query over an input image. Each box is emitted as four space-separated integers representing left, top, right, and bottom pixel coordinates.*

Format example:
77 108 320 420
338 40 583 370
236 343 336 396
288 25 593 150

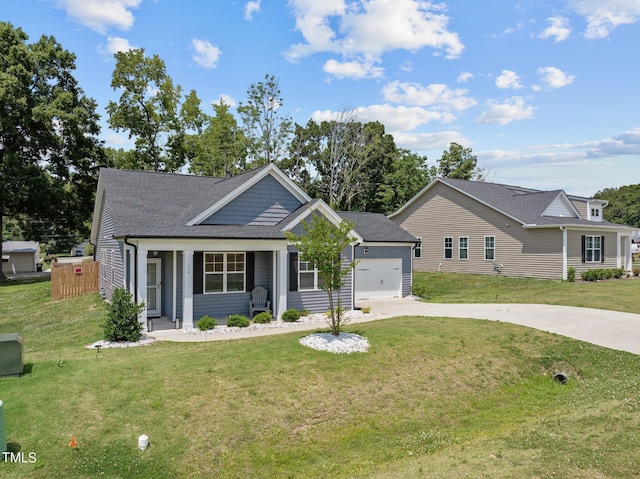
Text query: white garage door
355 258 402 300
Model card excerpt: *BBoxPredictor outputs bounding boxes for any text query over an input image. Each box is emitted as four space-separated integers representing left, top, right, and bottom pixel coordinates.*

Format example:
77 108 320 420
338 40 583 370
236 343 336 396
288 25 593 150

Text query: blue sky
3 0 640 197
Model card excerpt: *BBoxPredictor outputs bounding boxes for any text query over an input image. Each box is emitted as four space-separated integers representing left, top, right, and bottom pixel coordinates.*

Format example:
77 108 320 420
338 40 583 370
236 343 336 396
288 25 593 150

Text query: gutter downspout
560 226 567 280
124 236 138 302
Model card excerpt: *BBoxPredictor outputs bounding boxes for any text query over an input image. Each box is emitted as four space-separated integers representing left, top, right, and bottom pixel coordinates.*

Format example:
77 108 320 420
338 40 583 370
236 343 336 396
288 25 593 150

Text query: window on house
111 250 116 285
484 236 495 260
591 208 600 218
414 238 422 258
584 235 602 262
459 237 469 259
299 255 323 291
444 237 453 259
204 252 245 293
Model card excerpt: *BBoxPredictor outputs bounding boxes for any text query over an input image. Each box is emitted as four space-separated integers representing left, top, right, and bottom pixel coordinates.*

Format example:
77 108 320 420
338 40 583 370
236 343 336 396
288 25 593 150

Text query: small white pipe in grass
138 434 149 451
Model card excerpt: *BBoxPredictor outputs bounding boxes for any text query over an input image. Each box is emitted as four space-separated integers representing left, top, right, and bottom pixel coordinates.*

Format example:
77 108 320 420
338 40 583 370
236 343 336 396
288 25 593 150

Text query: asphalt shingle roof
338 212 418 242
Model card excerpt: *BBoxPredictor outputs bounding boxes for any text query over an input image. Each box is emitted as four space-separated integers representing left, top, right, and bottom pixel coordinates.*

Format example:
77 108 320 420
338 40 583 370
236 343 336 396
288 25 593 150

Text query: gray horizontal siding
354 245 412 296
202 175 302 226
194 292 252 323
287 245 353 312
96 196 125 300
393 182 564 279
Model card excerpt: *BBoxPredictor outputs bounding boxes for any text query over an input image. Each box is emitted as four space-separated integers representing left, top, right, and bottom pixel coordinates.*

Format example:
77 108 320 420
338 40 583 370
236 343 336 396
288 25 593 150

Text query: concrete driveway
362 298 640 356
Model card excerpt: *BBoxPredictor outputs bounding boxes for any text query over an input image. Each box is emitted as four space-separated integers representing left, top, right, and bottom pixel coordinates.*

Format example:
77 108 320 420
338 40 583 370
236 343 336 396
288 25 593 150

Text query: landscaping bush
360 306 371 314
197 315 217 330
227 314 250 328
282 308 301 322
301 309 310 317
103 287 145 342
581 268 627 282
253 311 272 324
566 266 576 282
634 268 640 277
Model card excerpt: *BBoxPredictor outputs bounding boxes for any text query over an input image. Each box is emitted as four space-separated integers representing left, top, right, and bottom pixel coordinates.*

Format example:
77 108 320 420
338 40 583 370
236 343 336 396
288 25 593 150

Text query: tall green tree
437 142 485 180
594 184 640 228
285 215 357 336
188 100 246 177
106 48 183 172
237 74 293 167
0 22 104 279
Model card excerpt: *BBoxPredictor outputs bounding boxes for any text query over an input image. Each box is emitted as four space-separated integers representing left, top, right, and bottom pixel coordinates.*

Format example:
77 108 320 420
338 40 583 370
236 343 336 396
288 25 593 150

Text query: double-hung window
585 236 601 262
444 237 453 259
414 238 422 258
459 237 469 259
484 236 495 260
204 252 245 293
299 255 322 290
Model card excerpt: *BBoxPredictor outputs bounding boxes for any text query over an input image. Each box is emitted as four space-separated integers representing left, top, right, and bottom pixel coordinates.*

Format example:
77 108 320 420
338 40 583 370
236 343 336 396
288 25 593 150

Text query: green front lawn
413 271 640 313
1 277 639 478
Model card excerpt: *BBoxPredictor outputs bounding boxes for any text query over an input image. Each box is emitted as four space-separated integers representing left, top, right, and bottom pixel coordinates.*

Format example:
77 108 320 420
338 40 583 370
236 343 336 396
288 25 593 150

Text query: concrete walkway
147 298 640 355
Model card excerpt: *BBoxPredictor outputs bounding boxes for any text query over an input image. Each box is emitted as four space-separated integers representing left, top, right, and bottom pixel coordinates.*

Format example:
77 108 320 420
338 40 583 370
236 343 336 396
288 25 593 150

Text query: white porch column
137 249 148 330
276 249 288 319
561 227 567 280
182 250 194 329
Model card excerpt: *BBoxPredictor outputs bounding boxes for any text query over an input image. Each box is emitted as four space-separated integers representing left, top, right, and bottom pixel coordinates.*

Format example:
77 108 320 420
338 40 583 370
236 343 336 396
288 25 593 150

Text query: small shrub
634 268 640 277
282 308 301 322
253 311 272 324
104 288 145 342
360 306 371 314
411 281 429 298
581 267 626 282
566 266 576 282
197 316 217 330
325 306 346 318
227 314 250 328
301 309 310 316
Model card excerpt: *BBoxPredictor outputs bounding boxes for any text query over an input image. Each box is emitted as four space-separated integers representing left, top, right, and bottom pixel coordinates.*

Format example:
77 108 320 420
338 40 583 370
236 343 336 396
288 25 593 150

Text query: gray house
90 164 416 330
389 177 635 280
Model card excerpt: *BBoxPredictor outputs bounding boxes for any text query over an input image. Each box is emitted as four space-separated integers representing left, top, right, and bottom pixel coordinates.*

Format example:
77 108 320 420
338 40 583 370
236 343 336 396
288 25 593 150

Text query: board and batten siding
287 245 353 312
201 175 303 226
95 195 125 300
392 182 563 279
566 230 617 276
354 245 412 296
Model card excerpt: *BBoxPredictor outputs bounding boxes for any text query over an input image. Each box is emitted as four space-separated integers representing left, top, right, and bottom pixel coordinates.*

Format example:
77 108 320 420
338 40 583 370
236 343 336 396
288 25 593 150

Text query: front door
147 258 162 317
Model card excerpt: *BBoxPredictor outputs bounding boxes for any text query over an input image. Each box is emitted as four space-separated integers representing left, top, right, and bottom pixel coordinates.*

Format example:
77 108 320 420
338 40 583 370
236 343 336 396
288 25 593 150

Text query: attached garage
354 258 402 300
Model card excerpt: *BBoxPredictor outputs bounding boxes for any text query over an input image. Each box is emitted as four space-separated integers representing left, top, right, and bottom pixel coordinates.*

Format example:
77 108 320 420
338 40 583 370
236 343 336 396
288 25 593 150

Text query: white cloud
537 66 575 88
457 71 474 83
286 0 464 76
495 70 523 89
382 81 477 111
476 97 535 125
323 59 384 79
568 0 640 39
583 128 640 157
539 16 571 42
392 131 470 151
192 39 222 69
53 0 141 34
100 36 135 55
244 0 262 21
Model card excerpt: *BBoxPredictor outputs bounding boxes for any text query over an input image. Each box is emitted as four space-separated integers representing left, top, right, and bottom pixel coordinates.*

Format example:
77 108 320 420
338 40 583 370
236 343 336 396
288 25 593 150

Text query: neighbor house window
299 255 323 291
584 236 601 262
204 252 245 293
484 236 495 260
444 237 453 259
414 238 422 258
459 237 469 260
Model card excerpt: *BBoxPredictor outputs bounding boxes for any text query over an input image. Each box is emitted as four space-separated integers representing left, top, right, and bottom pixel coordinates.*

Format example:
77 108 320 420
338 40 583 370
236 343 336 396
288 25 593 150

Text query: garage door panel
355 258 402 300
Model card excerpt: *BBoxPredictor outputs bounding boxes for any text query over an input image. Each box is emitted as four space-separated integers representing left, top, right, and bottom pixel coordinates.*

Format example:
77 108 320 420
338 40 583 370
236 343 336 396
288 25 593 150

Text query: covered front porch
122 239 289 331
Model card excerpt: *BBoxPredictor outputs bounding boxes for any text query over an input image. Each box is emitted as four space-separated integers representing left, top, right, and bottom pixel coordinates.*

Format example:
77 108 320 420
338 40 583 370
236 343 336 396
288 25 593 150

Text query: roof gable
186 164 311 226
541 192 580 218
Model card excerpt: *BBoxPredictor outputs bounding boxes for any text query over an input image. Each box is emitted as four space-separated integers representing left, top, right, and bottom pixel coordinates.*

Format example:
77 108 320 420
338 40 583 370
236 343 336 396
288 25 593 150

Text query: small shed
2 241 40 274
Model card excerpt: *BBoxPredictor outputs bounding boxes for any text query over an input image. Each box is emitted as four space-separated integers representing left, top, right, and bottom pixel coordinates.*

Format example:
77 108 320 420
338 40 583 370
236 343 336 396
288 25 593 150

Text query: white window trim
299 255 322 291
203 252 246 294
459 237 469 260
414 237 422 258
111 250 116 286
444 237 453 259
484 236 495 261
585 235 602 263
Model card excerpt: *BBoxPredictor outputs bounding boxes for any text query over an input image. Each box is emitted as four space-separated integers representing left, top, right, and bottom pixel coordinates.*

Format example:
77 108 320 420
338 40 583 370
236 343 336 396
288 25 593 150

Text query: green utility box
0 333 24 377
0 399 6 453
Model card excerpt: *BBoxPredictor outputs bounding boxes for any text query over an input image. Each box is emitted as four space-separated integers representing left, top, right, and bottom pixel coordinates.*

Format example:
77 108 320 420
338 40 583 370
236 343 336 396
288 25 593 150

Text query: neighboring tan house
389 177 635 280
90 164 416 330
2 241 39 274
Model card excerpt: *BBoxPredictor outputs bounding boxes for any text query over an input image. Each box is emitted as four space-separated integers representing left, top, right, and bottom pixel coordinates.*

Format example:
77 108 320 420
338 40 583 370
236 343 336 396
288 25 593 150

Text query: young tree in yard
237 74 293 167
286 215 357 336
107 48 183 172
0 22 104 280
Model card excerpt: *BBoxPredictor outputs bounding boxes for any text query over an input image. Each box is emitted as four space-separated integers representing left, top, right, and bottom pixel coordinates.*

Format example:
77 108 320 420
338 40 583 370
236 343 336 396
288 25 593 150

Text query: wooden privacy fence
51 261 99 301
